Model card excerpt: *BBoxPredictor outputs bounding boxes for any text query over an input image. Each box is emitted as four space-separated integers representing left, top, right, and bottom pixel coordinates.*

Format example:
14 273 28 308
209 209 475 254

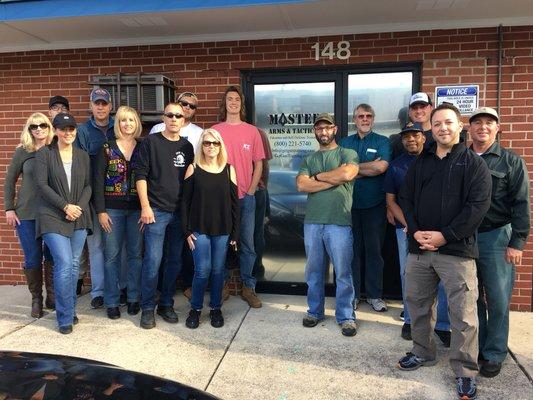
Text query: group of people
5 85 530 399
5 85 270 335
298 93 530 400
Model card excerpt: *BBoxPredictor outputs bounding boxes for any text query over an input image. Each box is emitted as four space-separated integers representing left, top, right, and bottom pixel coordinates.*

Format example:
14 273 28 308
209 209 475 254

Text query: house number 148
311 41 351 60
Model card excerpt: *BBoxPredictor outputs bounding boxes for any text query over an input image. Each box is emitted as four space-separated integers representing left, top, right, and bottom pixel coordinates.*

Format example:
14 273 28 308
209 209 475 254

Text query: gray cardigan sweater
4 147 39 220
35 141 93 238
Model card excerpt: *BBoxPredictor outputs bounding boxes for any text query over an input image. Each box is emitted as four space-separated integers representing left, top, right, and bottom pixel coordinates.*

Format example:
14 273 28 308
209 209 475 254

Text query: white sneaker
366 298 388 312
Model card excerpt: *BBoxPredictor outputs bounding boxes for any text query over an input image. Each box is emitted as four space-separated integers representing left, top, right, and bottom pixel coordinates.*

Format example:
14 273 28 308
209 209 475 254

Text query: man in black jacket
469 107 530 378
397 103 492 400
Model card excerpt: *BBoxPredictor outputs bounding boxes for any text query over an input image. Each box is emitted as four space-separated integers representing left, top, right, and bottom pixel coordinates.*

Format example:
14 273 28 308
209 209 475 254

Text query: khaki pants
405 252 479 377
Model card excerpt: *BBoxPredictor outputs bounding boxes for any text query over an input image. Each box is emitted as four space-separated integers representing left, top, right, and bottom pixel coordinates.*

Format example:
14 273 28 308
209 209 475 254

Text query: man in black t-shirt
135 102 194 329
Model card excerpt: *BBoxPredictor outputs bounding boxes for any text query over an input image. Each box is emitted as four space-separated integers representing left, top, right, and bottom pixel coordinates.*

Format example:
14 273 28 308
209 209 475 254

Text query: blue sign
435 85 479 115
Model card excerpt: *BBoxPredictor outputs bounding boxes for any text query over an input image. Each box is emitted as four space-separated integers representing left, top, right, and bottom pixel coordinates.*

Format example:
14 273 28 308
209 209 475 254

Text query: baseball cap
52 113 77 129
469 107 499 123
49 95 70 110
400 122 424 136
313 113 335 126
409 92 432 107
90 88 112 103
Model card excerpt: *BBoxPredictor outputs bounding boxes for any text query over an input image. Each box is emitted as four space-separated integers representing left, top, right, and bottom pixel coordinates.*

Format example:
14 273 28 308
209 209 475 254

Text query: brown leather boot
24 268 43 318
241 286 262 308
43 260 55 310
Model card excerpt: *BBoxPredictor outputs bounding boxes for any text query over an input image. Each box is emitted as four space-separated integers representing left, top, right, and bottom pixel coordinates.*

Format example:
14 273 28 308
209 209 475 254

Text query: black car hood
0 350 221 400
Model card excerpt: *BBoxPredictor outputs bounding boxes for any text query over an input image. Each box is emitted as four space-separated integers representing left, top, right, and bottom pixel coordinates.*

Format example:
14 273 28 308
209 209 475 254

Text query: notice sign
435 85 479 115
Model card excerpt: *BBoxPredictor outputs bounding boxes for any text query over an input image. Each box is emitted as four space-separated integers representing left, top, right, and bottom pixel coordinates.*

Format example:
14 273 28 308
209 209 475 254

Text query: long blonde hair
114 106 142 139
194 129 228 169
20 113 54 152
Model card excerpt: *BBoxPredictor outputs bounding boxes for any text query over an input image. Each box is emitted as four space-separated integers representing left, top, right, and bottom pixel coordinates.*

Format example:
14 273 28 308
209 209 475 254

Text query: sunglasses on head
163 112 184 119
178 100 197 110
202 140 221 147
29 123 49 130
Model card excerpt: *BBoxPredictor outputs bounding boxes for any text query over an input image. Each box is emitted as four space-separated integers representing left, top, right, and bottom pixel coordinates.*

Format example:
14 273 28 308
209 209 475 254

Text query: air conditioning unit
89 73 175 122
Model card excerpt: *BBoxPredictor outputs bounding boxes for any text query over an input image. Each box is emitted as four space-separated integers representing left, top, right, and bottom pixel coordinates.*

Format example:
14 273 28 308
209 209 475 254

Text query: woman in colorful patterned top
94 106 142 320
4 113 55 318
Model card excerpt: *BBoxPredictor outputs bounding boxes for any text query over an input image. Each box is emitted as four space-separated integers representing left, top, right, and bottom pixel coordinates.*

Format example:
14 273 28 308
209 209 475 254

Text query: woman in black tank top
181 129 239 329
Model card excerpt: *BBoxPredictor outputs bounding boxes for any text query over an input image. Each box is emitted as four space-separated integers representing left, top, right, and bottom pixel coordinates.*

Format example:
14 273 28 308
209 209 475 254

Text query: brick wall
1 25 532 310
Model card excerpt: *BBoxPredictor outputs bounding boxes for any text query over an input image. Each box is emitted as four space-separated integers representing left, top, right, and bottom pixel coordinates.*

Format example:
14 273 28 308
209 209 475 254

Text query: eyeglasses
202 141 221 147
29 123 49 131
356 114 374 119
314 125 335 132
178 100 197 110
50 105 68 112
163 112 184 119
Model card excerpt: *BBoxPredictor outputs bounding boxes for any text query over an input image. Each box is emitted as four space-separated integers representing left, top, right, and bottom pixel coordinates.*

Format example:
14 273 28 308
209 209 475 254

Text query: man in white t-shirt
150 91 203 153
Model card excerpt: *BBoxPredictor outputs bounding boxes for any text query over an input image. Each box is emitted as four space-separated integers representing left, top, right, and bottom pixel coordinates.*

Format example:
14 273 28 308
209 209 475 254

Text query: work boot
24 268 43 318
241 286 262 308
43 260 55 310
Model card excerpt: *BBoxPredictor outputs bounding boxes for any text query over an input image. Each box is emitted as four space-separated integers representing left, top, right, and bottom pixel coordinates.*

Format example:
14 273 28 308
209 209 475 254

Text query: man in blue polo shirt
383 122 451 346
75 88 116 309
339 103 390 312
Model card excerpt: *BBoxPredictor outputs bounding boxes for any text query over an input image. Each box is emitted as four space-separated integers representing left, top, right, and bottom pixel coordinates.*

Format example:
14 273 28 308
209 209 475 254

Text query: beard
315 133 336 146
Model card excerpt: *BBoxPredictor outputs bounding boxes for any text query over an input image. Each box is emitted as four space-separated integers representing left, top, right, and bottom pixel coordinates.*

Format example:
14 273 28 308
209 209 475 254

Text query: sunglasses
178 100 197 110
202 141 221 147
163 112 184 119
29 123 49 130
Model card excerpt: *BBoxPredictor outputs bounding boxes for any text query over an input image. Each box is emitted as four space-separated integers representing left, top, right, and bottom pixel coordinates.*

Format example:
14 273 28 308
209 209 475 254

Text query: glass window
347 72 412 136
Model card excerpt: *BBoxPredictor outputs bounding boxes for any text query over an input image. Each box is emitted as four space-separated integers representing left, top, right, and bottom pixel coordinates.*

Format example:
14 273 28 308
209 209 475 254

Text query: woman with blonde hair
181 128 239 329
4 113 55 318
94 106 143 319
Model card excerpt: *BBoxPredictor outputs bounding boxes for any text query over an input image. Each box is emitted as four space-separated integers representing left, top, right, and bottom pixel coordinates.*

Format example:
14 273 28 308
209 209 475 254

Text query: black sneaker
91 296 104 309
59 325 73 334
400 310 405 321
397 352 437 371
157 306 178 323
76 279 83 296
107 307 121 320
302 315 319 327
435 329 451 348
186 309 201 329
127 302 140 316
401 323 412 340
73 316 79 325
456 377 477 400
140 310 156 329
479 360 502 378
341 321 357 337
209 309 224 328
119 288 127 306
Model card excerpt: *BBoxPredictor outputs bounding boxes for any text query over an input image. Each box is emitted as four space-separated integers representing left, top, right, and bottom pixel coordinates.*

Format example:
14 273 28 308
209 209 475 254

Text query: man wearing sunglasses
75 88 116 310
150 92 202 153
150 91 203 301
135 102 194 329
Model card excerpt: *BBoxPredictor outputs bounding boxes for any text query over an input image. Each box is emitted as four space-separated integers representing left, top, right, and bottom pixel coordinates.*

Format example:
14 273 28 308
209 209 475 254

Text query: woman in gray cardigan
4 113 55 318
36 113 92 334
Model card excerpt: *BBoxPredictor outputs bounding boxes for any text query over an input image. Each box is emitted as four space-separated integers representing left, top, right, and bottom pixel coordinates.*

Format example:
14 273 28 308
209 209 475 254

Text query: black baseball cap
52 113 77 129
49 95 70 110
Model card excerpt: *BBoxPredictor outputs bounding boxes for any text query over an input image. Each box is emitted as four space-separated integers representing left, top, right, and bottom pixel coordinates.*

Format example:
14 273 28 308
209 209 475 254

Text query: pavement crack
204 305 251 391
509 349 533 385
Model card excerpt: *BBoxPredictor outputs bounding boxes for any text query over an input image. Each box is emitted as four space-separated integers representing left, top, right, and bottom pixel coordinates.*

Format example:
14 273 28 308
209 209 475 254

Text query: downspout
496 24 503 115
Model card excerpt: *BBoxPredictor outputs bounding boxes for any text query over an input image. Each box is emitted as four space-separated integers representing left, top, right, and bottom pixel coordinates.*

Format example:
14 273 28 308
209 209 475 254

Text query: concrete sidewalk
0 285 531 399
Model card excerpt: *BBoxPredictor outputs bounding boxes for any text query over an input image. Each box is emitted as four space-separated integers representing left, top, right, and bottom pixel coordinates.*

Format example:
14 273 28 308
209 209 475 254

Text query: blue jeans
477 224 514 363
190 233 229 310
43 230 87 327
396 228 450 330
15 220 43 269
141 209 184 310
304 224 355 324
253 188 268 273
238 194 256 288
103 209 143 308
351 203 386 299
87 208 105 299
